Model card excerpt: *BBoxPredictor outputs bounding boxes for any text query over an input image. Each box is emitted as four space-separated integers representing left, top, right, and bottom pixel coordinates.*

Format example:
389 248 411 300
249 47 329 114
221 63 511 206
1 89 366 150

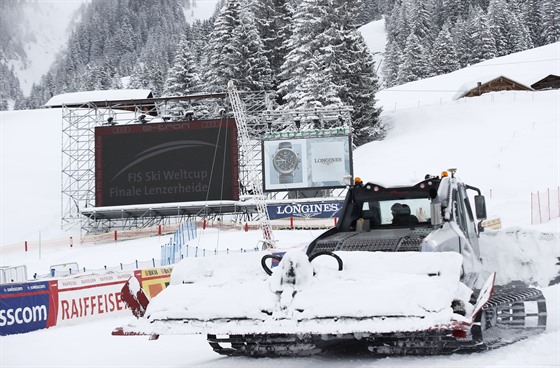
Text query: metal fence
0 265 28 283
531 187 560 225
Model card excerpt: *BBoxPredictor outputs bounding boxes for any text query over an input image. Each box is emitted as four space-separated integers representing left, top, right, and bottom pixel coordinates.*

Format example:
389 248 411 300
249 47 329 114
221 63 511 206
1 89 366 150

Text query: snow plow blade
116 250 546 356
117 251 471 344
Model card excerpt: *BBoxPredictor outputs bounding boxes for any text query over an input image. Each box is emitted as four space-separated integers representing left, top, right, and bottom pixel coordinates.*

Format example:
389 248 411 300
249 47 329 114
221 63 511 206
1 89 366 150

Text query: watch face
272 148 299 174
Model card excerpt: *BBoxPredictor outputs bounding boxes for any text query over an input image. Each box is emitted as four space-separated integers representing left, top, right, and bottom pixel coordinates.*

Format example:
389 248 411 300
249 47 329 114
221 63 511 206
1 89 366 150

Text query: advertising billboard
262 136 352 191
95 119 239 207
0 281 58 336
266 200 345 220
56 272 133 325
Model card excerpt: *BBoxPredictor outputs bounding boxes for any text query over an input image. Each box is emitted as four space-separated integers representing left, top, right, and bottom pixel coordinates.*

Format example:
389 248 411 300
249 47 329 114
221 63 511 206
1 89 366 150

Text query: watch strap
279 174 293 184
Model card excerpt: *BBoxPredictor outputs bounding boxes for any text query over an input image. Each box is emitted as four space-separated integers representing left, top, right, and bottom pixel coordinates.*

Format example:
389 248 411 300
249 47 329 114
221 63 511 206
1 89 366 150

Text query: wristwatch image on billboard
272 141 301 184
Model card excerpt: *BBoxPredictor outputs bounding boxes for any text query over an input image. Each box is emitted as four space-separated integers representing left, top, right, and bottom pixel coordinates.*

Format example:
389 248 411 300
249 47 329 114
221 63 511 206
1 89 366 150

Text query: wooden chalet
531 74 560 90
461 76 533 98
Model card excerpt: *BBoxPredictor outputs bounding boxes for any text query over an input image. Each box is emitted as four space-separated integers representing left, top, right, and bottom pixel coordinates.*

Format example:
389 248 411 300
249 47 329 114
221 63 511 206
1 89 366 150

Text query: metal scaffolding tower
59 89 352 237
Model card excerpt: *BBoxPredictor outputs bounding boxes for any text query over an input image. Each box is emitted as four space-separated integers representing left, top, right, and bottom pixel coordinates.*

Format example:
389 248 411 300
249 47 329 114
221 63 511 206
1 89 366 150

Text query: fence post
152 258 155 267
203 218 207 229
114 231 118 242
548 188 551 221
245 223 249 232
538 191 542 224
290 216 294 229
25 241 28 252
531 192 534 225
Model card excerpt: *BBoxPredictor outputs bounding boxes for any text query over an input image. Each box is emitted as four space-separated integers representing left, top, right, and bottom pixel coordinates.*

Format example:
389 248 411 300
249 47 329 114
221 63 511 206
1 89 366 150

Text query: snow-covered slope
182 0 220 23
359 18 387 84
9 0 220 96
376 42 560 110
7 1 87 96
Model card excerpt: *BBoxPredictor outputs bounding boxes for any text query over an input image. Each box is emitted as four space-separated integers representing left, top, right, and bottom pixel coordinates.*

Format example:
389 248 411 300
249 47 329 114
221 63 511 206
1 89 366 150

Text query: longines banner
267 201 344 220
95 119 239 206
262 136 352 191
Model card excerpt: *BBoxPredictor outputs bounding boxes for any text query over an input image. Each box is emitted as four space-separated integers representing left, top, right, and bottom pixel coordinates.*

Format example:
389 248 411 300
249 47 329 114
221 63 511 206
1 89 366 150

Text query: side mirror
474 195 487 220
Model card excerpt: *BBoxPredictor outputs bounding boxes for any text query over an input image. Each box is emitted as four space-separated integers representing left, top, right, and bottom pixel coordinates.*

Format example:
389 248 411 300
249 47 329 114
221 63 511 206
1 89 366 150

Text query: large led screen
262 135 352 191
95 119 238 207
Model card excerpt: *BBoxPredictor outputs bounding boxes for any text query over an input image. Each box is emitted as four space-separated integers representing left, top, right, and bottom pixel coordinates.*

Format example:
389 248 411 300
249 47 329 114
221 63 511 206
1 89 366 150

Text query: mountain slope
5 0 87 96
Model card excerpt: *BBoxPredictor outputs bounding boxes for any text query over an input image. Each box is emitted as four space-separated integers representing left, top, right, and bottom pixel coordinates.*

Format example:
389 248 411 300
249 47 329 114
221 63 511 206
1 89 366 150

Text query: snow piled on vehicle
130 250 466 335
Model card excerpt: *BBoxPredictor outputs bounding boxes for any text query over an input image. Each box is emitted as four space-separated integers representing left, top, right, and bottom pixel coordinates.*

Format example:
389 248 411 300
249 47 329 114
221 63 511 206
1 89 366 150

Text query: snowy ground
1 285 558 368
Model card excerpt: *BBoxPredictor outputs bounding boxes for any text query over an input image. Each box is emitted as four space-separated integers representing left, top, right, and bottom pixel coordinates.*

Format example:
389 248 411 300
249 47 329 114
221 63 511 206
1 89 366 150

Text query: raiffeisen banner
267 200 344 220
0 281 58 336
56 272 133 326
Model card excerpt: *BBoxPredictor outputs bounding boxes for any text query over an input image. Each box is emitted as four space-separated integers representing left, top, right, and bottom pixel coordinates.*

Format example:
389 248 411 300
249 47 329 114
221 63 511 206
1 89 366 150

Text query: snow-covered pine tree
396 33 430 84
381 39 402 88
468 7 497 64
356 0 382 26
442 0 470 25
541 0 560 44
488 0 522 56
163 35 205 118
81 58 123 91
251 0 294 88
410 0 435 50
203 0 272 92
278 0 382 144
0 63 24 110
231 5 273 91
277 0 331 105
430 22 460 75
202 0 242 91
337 29 384 144
293 54 341 110
164 36 201 96
522 0 544 47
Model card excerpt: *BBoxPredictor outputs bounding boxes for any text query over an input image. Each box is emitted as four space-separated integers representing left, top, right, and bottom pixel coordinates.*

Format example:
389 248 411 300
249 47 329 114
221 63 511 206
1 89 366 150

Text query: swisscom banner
95 119 239 207
262 136 352 191
0 281 58 336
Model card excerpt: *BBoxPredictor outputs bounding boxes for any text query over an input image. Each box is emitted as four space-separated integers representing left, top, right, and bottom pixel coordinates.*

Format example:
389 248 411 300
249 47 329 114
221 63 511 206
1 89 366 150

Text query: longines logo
314 157 342 166
275 203 340 217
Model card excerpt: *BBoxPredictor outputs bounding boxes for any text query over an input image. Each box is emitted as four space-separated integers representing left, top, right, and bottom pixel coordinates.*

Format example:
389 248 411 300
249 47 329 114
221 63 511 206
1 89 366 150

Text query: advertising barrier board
0 281 58 336
56 272 133 325
267 200 344 220
134 267 173 299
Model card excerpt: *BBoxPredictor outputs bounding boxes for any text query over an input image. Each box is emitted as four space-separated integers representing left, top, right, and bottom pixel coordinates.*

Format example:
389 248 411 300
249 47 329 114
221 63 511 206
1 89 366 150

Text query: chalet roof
531 74 560 89
45 89 154 107
456 75 533 99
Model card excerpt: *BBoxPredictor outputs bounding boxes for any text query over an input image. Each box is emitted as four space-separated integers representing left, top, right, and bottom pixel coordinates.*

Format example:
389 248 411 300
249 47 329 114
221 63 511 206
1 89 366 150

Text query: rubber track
206 287 547 357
